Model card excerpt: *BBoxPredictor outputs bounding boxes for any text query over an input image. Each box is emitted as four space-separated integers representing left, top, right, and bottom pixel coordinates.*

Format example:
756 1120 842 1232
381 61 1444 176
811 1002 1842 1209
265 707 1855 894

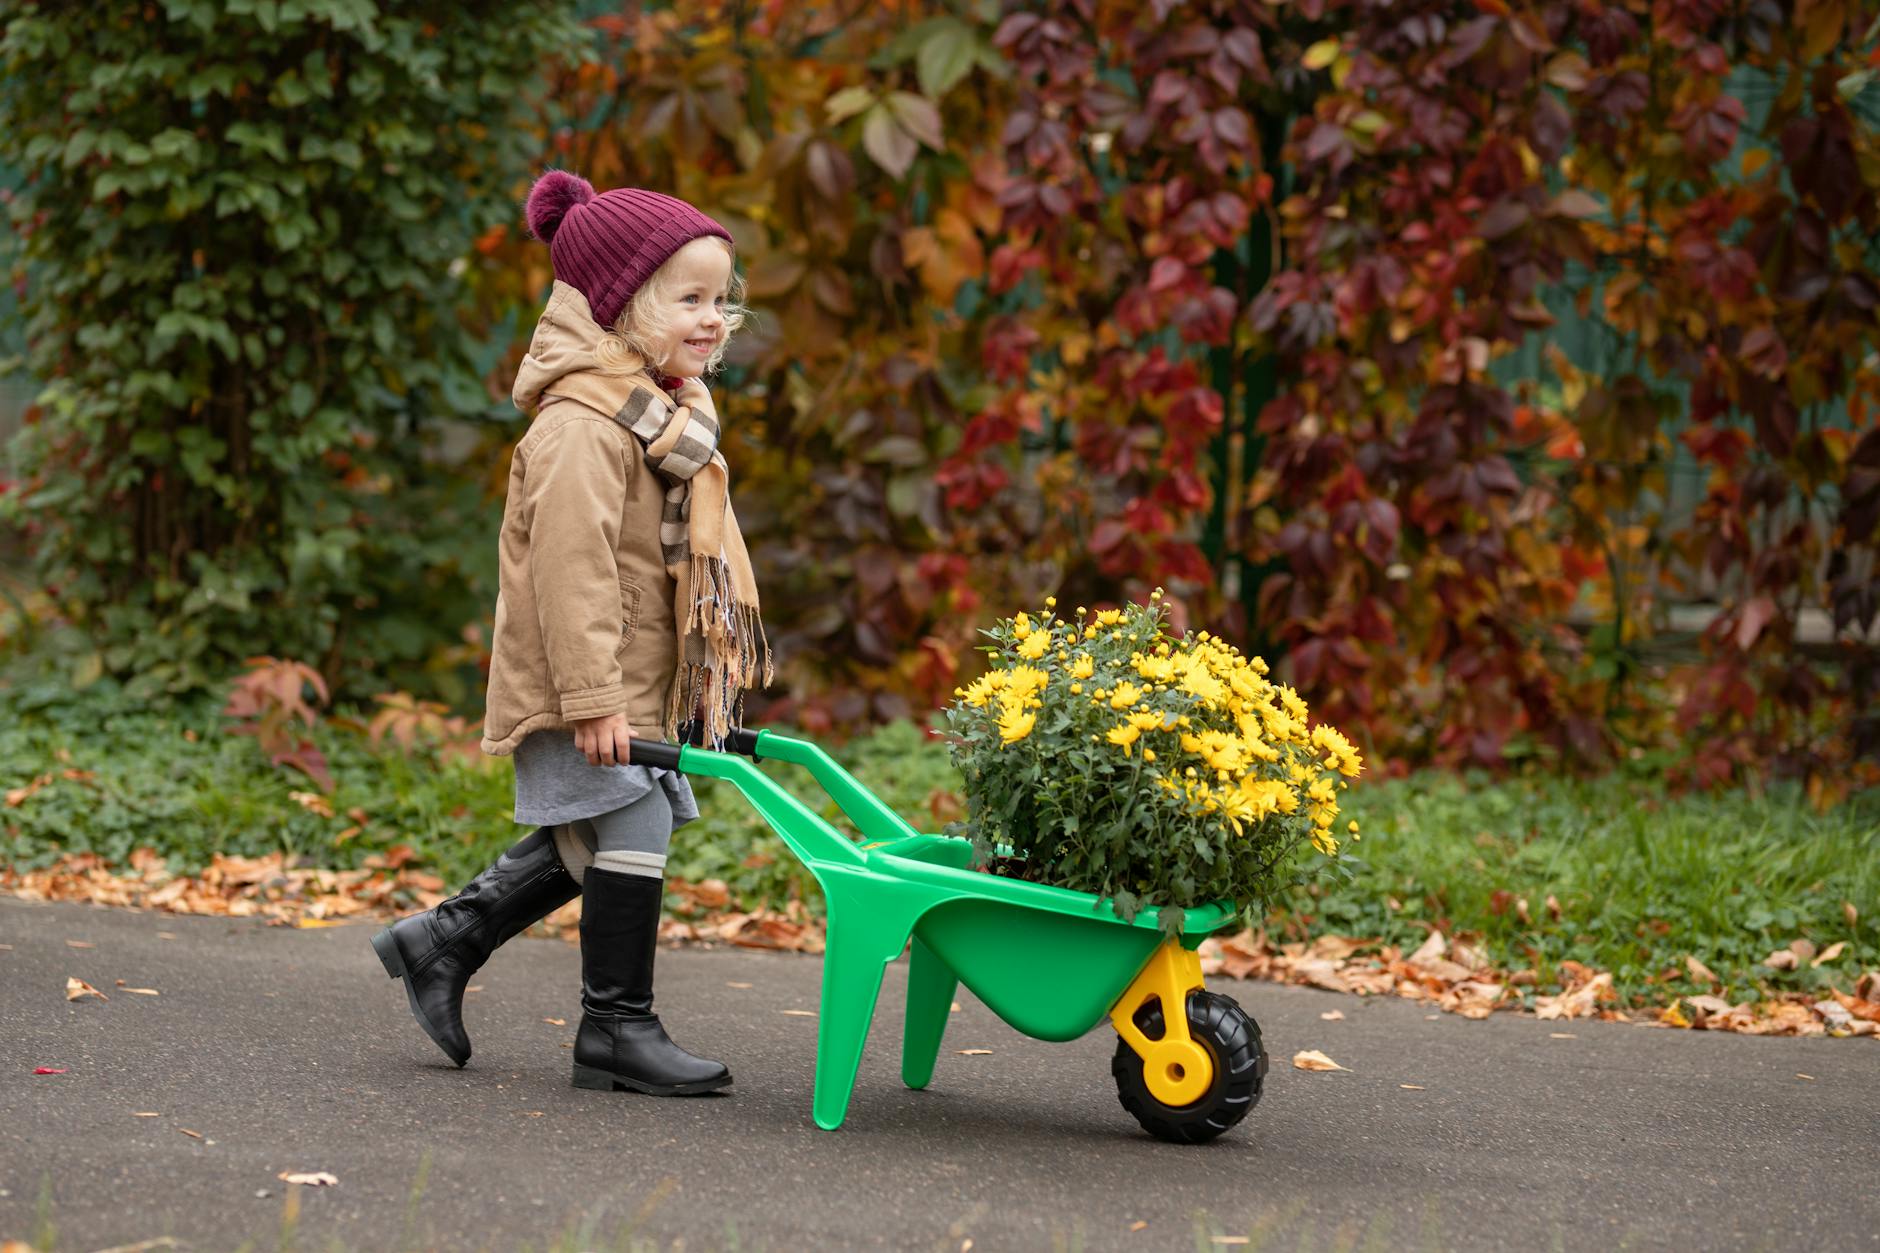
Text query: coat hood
512 280 614 411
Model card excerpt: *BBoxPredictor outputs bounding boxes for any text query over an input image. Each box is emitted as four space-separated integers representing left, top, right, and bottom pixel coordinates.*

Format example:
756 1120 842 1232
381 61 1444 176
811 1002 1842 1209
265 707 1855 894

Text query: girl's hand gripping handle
572 712 632 766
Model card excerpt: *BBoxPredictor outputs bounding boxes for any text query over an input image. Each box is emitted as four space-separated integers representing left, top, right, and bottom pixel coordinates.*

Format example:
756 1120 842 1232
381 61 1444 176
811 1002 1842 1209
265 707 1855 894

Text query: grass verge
1 666 1873 1011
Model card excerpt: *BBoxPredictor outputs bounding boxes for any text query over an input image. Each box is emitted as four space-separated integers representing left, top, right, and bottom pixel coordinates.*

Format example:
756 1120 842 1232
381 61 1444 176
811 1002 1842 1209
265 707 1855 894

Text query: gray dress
512 729 699 828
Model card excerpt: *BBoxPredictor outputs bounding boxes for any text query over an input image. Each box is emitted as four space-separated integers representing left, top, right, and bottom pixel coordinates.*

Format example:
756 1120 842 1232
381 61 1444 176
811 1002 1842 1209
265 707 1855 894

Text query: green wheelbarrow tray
637 728 1264 1138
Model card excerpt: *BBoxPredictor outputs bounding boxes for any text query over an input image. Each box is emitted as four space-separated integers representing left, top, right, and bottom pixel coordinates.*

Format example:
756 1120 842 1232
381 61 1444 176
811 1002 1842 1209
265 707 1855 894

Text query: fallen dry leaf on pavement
114 981 160 995
725 981 753 989
178 1129 202 1139
1685 955 1717 983
133 1112 160 1117
1400 1084 1425 1090
955 1049 993 1056
1292 1049 1348 1072
65 977 107 1001
65 939 95 949
1320 1010 1345 1021
1811 941 1847 968
1549 1032 1576 1039
1535 969 1613 1020
1796 1073 1814 1081
1128 1221 1147 1232
279 1171 339 1186
543 1017 565 1026
781 1009 815 1017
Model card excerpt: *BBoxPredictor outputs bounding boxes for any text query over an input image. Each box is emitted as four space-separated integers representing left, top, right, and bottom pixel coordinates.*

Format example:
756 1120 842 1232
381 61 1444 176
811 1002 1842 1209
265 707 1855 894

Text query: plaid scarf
550 368 773 747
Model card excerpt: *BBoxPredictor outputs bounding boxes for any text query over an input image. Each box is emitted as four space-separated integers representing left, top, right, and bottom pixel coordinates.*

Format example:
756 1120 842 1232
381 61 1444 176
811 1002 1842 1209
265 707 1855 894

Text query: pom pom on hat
525 170 595 243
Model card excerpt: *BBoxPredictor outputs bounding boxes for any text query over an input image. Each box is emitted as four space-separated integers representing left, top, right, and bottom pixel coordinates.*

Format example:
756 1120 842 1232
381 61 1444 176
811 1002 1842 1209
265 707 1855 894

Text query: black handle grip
627 740 684 770
673 721 764 760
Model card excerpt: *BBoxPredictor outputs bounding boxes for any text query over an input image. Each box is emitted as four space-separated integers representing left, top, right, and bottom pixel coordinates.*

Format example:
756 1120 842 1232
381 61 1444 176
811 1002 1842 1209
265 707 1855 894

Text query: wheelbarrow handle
625 740 685 770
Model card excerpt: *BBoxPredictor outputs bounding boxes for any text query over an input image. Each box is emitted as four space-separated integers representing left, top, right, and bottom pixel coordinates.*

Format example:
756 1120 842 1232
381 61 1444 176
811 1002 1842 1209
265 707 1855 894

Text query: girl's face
647 238 733 378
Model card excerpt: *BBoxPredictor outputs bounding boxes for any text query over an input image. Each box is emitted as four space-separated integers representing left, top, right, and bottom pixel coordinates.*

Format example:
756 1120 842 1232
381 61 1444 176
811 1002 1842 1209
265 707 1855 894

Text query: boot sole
372 928 470 1068
571 1063 732 1097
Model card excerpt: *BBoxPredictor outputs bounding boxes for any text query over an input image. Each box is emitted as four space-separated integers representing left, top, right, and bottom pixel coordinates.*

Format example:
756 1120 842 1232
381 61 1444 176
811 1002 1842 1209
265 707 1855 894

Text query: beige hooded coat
478 282 686 755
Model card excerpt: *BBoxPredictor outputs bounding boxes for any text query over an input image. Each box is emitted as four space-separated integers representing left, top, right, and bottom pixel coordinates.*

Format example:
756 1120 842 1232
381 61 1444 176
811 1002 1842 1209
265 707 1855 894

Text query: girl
372 171 772 1098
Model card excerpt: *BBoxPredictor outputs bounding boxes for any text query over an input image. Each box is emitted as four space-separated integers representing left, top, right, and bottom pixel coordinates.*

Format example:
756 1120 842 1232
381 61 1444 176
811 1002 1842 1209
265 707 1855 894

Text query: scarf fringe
663 553 774 748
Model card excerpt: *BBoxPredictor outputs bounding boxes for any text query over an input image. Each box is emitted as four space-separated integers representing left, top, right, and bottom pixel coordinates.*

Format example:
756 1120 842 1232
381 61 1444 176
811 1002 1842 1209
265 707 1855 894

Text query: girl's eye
684 294 699 304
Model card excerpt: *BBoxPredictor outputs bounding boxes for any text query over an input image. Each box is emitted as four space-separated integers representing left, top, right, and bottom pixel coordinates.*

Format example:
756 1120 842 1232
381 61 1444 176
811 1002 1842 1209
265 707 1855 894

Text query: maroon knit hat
524 170 733 329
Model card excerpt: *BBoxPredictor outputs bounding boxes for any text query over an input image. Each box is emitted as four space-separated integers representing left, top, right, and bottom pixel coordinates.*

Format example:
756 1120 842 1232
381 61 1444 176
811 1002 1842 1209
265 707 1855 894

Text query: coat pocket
617 577 641 649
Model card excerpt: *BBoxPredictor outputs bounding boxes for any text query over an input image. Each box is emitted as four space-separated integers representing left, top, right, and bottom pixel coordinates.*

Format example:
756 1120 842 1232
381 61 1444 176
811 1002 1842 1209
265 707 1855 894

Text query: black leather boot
371 827 579 1066
571 867 732 1096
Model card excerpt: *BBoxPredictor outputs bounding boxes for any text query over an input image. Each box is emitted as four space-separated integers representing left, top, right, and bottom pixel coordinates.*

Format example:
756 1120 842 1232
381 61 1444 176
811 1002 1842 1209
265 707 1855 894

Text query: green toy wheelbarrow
635 727 1270 1142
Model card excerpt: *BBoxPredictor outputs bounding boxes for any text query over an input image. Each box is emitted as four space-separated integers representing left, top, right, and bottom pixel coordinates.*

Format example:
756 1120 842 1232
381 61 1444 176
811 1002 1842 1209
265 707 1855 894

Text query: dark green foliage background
0 0 582 700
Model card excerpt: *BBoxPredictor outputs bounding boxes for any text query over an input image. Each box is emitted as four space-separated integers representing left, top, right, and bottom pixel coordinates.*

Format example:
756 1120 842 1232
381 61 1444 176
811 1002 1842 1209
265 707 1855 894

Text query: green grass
1309 770 1878 1008
2 655 1873 1007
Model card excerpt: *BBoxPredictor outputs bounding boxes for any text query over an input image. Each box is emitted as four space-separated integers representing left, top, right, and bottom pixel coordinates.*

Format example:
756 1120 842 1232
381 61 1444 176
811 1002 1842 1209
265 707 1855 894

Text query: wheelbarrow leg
901 934 958 1091
810 879 928 1131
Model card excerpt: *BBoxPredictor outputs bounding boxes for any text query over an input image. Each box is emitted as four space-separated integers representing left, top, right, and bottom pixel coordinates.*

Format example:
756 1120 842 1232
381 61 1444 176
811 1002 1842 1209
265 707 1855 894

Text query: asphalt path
2 895 1875 1252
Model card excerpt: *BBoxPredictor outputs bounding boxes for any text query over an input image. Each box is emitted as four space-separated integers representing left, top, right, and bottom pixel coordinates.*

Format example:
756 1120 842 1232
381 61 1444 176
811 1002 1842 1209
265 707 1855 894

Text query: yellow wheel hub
1109 940 1215 1106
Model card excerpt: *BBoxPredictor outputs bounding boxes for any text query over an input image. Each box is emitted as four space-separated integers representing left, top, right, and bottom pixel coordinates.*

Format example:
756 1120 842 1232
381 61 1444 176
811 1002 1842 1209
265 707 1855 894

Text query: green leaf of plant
915 19 979 98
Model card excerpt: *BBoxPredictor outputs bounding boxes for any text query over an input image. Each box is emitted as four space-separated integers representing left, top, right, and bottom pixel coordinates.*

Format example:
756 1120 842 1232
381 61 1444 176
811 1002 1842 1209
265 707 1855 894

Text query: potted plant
942 591 1365 935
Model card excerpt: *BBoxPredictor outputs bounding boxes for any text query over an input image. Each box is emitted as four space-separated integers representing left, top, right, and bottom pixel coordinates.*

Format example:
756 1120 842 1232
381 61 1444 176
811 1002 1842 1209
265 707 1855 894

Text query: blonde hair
594 237 747 377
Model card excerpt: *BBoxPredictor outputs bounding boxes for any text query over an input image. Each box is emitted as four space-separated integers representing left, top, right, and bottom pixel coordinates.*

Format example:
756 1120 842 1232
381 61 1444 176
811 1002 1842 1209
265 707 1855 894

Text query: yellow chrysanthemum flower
959 674 998 708
1179 665 1228 709
997 704 1035 744
1180 729 1247 774
1311 828 1340 856
1134 653 1178 684
1017 631 1050 660
1095 608 1124 626
1106 723 1141 753
1070 654 1095 680
1277 684 1309 723
1126 710 1167 732
1109 681 1144 710
1240 778 1299 815
1012 612 1032 639
1005 664 1050 697
1311 723 1365 778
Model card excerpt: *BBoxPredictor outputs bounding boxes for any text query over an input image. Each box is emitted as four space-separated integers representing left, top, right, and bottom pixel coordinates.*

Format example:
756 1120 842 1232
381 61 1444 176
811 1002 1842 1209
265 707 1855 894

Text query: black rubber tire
1111 988 1266 1144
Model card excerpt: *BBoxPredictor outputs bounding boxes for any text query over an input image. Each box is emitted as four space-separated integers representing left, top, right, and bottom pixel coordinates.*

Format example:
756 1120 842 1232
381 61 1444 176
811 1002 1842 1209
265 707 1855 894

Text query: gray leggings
555 787 673 882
